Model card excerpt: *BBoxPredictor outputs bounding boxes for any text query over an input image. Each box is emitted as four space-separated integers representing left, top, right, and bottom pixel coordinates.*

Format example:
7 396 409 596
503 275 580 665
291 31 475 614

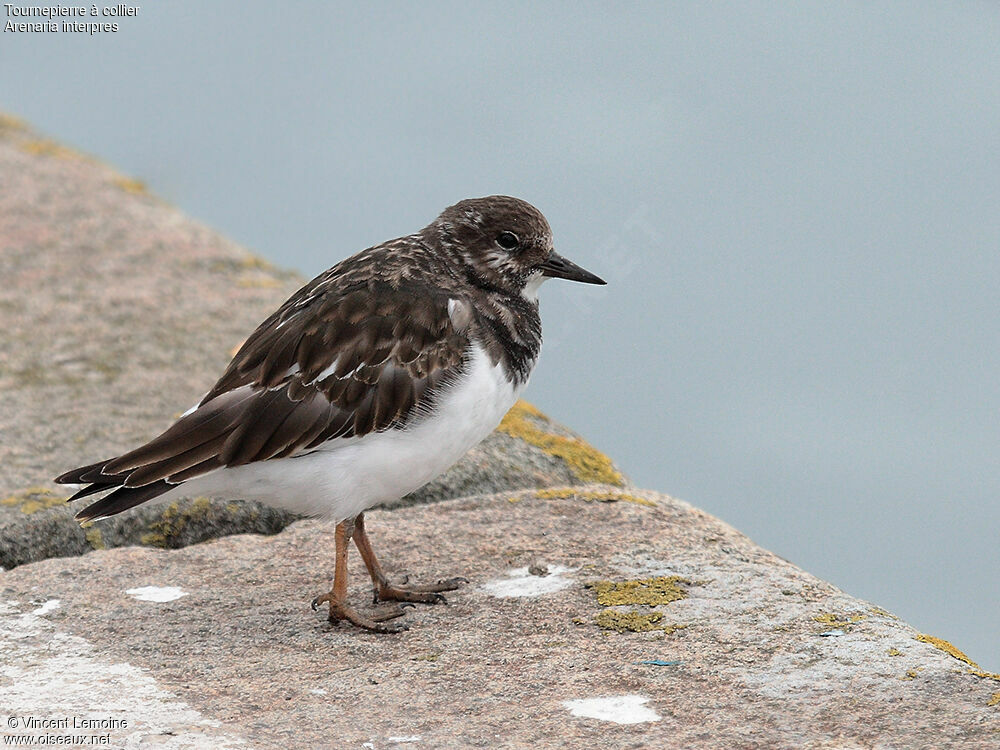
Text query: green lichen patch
533 487 655 507
1 487 67 514
594 609 685 634
140 497 213 548
587 576 689 607
497 401 624 486
84 527 106 550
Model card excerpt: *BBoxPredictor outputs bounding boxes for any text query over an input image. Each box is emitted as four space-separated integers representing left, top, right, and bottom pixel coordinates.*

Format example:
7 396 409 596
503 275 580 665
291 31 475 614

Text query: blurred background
2 1 997 668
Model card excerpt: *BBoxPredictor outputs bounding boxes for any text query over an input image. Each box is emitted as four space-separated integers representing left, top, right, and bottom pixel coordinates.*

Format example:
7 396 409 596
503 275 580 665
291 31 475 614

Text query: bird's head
429 195 605 299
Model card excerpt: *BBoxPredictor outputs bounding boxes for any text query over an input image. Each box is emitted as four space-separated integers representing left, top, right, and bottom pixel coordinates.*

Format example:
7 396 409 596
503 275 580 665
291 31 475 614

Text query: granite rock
2 486 997 749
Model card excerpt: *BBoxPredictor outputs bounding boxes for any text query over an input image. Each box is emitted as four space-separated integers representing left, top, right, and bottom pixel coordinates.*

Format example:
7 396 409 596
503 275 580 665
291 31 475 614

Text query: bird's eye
496 231 520 251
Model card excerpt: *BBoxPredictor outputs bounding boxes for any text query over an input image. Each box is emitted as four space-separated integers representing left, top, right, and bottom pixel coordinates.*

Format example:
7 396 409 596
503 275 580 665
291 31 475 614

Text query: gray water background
2 1 997 669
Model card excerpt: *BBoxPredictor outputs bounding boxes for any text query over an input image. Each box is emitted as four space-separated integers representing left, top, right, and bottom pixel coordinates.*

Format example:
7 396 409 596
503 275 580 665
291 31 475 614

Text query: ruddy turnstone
56 195 605 632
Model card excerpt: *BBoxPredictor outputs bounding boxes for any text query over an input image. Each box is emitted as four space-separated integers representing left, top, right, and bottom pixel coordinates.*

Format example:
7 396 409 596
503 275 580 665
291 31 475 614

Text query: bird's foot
311 592 411 633
374 575 469 605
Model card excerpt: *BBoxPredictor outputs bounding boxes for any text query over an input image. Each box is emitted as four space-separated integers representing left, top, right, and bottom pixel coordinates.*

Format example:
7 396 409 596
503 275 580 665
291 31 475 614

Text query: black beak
539 251 606 285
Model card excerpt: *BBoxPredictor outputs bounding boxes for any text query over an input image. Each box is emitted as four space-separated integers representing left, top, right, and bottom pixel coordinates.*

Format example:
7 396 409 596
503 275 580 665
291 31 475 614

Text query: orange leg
310 517 409 633
352 512 467 605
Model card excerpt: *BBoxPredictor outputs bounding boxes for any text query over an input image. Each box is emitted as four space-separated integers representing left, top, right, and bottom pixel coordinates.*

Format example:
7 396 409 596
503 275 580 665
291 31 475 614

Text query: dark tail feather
67 480 123 503
57 459 129 503
55 459 113 485
74 481 174 523
57 455 129 501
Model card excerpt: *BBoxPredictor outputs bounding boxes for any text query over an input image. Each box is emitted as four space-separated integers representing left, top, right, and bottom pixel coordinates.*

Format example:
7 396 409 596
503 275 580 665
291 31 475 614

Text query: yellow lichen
587 576 689 607
497 401 624 486
813 612 866 630
19 139 77 159
113 176 147 195
140 497 213 548
869 605 897 618
915 633 1000 681
594 609 685 634
988 692 1000 708
902 669 921 681
239 255 277 271
916 634 976 667
887 648 902 657
508 400 545 419
211 255 283 276
237 275 285 289
969 667 1000 681
0 112 27 130
411 651 441 662
1 487 66 514
533 487 655 507
141 502 179 547
187 496 212 517
85 527 106 550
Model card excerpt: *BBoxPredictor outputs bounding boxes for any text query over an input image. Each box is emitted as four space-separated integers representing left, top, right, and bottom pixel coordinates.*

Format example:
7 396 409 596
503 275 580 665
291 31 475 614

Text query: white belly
175 343 524 521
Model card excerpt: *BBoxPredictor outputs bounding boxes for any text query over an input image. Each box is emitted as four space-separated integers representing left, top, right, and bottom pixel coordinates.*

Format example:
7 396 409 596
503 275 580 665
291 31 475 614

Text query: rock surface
0 116 624 569
1 115 997 748
3 486 998 749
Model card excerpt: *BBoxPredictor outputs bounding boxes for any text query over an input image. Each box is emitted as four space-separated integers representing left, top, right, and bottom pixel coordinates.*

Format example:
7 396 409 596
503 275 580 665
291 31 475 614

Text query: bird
56 195 606 633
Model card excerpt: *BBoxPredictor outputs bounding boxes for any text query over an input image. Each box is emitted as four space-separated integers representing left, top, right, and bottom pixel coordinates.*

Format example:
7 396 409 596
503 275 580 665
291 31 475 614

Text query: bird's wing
57 278 475 521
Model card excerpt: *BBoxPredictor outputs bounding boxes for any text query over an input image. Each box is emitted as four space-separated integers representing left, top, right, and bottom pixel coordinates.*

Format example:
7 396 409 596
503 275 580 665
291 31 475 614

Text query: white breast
175 343 525 521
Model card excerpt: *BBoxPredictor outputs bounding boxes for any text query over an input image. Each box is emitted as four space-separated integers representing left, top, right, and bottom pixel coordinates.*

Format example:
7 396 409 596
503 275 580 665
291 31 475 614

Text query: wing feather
58 277 474 522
